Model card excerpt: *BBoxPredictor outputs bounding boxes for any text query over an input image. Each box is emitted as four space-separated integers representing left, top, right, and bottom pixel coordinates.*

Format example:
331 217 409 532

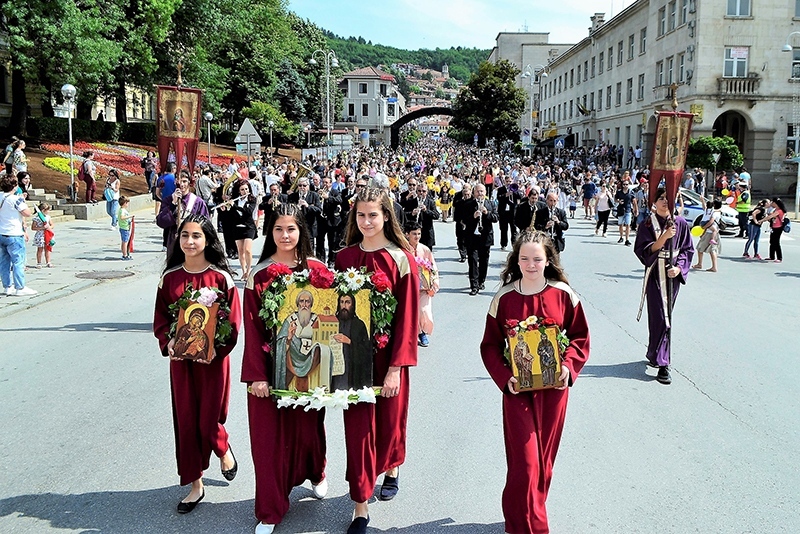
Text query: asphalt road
1 216 798 533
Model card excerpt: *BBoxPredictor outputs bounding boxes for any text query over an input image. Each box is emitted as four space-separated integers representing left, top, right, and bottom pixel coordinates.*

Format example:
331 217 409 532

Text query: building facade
337 66 407 145
539 0 800 194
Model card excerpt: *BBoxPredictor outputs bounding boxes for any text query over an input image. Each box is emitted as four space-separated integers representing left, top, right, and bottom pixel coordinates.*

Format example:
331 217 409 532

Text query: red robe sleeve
388 250 420 368
480 303 514 393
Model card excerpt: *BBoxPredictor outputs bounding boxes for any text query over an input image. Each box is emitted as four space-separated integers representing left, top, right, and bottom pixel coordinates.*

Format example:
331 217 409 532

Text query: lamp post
782 32 800 218
61 83 77 202
522 64 548 155
268 120 274 154
309 49 339 146
204 112 213 168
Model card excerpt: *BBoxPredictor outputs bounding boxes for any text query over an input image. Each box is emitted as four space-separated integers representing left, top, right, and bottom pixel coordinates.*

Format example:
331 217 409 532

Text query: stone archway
390 106 454 149
712 110 748 153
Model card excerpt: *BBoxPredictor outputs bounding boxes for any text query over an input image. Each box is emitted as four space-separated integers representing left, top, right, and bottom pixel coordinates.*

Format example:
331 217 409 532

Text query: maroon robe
334 243 420 502
481 281 591 534
241 258 328 524
153 265 241 486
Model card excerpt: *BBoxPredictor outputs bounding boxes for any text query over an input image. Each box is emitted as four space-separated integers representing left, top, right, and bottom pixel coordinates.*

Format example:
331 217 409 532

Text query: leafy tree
241 101 301 143
420 71 434 81
451 60 526 148
273 59 308 122
434 87 446 100
409 85 422 94
686 135 744 171
443 78 459 89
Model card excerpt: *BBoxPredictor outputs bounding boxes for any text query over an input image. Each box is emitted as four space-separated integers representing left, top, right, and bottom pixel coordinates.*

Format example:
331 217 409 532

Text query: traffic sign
234 118 263 144
554 138 565 149
236 143 261 155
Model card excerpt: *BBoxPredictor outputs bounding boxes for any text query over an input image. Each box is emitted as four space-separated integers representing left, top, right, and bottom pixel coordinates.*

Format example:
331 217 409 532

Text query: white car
679 188 738 233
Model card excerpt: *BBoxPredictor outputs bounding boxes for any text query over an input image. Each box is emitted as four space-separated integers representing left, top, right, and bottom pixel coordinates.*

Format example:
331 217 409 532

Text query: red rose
527 324 536 331
309 267 335 288
506 319 520 329
543 318 557 326
371 270 392 293
261 343 271 354
265 263 293 285
375 333 390 349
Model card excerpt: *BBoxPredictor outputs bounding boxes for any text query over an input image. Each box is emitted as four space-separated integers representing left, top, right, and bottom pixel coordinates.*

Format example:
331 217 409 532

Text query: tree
686 135 744 171
451 60 526 148
273 59 308 122
434 87 446 100
241 101 301 143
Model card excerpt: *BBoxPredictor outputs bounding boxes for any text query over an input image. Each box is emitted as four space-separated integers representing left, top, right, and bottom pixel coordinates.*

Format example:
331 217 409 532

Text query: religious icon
507 325 563 392
173 108 187 132
173 302 218 362
272 284 372 394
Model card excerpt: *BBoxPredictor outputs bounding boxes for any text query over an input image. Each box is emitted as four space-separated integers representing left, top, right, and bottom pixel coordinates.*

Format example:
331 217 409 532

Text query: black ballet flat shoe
177 490 204 514
222 447 238 481
347 516 370 534
469 288 479 296
656 366 672 385
379 473 399 501
479 283 485 290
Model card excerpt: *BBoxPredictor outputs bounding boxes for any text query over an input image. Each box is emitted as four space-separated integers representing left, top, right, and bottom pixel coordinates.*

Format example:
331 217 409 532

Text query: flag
648 111 694 213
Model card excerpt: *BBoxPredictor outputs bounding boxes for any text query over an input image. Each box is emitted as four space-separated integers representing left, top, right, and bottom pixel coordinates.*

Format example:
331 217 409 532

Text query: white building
535 1 800 195
338 66 407 145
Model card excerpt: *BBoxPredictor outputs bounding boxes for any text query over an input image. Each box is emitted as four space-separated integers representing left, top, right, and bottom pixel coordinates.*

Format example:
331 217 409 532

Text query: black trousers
316 223 341 264
466 236 490 290
737 212 749 237
456 226 467 259
499 216 517 248
595 210 611 234
769 227 783 261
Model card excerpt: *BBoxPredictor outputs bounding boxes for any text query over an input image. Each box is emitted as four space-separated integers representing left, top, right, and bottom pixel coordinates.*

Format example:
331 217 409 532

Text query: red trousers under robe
502 388 568 534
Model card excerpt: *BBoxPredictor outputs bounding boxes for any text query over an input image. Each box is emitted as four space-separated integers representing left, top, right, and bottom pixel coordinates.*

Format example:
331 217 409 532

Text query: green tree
241 101 301 143
686 135 744 171
443 78 459 89
273 59 308 122
451 60 526 147
434 87 446 100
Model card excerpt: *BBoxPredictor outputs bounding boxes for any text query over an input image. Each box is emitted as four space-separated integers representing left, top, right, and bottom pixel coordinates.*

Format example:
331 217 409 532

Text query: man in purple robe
634 187 694 385
158 171 211 252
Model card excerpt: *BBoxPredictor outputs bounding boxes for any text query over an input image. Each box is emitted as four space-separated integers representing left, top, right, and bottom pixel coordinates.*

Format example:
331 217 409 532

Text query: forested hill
324 31 489 81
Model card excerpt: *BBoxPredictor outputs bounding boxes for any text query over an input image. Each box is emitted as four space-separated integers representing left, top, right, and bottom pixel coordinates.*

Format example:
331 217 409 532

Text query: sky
288 0 638 50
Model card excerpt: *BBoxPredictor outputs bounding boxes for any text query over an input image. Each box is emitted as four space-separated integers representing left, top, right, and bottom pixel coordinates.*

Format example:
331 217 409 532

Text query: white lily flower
276 396 295 409
332 389 351 409
356 386 377 403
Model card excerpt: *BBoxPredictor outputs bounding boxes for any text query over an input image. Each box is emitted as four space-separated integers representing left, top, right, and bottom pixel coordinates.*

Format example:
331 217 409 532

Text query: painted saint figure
173 307 210 360
331 293 372 391
512 332 533 389
274 289 329 391
173 108 187 132
538 329 557 387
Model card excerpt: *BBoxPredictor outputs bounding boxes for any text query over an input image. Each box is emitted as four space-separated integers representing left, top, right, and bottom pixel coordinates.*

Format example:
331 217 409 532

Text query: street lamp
309 49 339 146
782 32 800 218
521 64 548 154
268 120 274 154
61 83 77 202
204 112 213 168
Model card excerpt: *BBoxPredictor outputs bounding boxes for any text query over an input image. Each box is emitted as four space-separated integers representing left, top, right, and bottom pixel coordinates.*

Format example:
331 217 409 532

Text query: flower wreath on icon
168 285 234 363
257 263 397 410
503 315 571 392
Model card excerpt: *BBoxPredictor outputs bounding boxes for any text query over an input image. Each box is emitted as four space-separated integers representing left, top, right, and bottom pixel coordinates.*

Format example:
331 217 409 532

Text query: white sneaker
254 522 275 534
12 287 37 297
4 287 16 296
312 477 328 499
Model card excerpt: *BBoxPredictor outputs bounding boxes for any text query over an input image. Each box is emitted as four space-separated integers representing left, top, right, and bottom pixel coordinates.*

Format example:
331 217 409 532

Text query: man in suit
496 175 523 250
259 182 288 234
533 192 570 253
514 188 545 234
457 184 498 295
401 182 439 250
317 176 343 266
288 177 322 250
452 183 473 262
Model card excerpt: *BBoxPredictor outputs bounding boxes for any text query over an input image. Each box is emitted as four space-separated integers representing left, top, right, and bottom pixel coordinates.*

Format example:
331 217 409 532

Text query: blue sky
288 0 637 50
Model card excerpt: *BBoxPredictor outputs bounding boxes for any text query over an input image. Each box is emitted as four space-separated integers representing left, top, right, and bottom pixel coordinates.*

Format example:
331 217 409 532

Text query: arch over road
390 106 454 149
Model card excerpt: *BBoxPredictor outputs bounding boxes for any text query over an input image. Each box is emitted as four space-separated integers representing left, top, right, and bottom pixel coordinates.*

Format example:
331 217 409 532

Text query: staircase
25 189 76 224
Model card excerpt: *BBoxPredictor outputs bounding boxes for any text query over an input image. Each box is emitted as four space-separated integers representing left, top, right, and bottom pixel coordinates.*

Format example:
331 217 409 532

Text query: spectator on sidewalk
15 171 32 200
105 169 121 228
32 202 54 268
81 151 98 204
3 136 18 175
118 196 133 260
12 139 28 175
0 172 37 296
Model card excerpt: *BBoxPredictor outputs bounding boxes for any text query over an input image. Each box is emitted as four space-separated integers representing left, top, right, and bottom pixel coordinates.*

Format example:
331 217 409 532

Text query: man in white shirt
0 173 36 296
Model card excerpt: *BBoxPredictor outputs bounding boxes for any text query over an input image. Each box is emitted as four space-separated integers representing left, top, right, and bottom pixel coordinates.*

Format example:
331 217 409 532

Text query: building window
724 47 748 77
558 104 561 122
591 57 596 78
680 0 689 24
387 103 395 116
668 1 677 31
348 103 355 116
727 0 751 16
606 85 612 108
569 99 573 119
628 35 635 60
615 82 622 106
656 61 664 86
796 0 800 17
640 28 647 54
599 52 604 73
589 92 595 110
615 127 621 145
358 83 367 94
667 56 674 84
793 49 800 78
626 78 633 103
558 76 562 93
362 103 369 116
570 68 574 87
379 83 387 96
597 89 603 110
788 125 800 158
678 53 686 82
577 65 582 84
658 7 666 36
617 41 623 65
608 47 614 70
584 61 588 81
638 74 646 100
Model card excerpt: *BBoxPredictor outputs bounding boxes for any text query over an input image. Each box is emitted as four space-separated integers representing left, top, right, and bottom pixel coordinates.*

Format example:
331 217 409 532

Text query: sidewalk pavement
0 205 166 320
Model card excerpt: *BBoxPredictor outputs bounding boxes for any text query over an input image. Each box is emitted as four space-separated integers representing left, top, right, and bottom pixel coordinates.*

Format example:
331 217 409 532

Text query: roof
341 66 396 82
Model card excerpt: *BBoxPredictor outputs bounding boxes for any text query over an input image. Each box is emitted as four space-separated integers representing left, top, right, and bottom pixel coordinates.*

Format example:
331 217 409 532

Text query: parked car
679 187 738 233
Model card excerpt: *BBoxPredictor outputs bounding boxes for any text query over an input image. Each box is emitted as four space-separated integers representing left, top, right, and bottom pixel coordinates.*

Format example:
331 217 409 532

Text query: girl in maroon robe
242 204 328 534
480 230 590 534
335 187 419 534
153 215 242 513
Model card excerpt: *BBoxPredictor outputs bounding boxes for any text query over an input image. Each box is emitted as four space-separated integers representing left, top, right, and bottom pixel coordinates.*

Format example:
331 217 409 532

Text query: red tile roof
341 66 396 82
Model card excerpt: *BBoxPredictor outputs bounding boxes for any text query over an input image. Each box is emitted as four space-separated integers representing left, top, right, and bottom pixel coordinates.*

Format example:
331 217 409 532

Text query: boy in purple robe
634 187 694 385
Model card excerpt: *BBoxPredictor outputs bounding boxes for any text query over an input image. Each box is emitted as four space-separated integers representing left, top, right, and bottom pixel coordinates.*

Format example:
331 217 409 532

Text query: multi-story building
538 1 800 194
338 66 407 145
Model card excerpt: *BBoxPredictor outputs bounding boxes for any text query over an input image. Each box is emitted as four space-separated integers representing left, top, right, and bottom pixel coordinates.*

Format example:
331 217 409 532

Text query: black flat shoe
222 446 238 481
379 473 399 501
177 489 204 514
656 366 672 385
347 516 370 534
469 288 478 296
479 283 485 290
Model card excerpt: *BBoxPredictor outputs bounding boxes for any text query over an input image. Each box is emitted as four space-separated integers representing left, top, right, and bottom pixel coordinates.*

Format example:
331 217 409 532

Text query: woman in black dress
231 179 258 279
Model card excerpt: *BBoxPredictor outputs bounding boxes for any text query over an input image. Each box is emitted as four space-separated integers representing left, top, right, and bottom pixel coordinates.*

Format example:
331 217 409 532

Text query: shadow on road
775 271 800 278
579 361 654 382
0 322 153 333
372 518 504 533
595 271 644 280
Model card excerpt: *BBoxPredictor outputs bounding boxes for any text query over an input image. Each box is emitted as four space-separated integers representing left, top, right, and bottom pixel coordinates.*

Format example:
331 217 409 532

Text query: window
628 35 635 60
558 76 562 93
668 1 677 31
615 82 622 106
362 103 369 116
606 85 612 108
558 104 561 122
618 41 624 65
599 52 604 73
656 61 664 86
348 103 355 116
638 74 646 100
589 92 595 110
724 47 748 77
569 99 573 119
358 82 367 94
608 47 614 70
626 78 633 103
597 89 603 110
797 0 800 17
591 57 596 78
667 56 674 84
640 28 647 54
570 69 574 87
577 65 582 84
788 125 800 158
379 83 387 96
793 49 800 79
387 103 395 117
678 53 686 82
727 0 750 16
680 0 689 24
658 7 666 36
584 61 589 81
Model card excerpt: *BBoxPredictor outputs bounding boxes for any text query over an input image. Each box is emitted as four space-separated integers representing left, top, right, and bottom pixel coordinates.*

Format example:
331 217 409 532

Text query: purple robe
160 192 211 251
634 214 694 366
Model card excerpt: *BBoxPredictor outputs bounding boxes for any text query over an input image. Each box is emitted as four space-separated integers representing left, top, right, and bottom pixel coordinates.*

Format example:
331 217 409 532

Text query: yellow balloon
721 188 730 196
691 225 704 237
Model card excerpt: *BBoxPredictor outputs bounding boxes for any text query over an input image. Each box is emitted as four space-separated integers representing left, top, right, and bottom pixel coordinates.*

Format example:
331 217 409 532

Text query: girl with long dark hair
153 215 241 514
230 179 258 279
764 197 788 262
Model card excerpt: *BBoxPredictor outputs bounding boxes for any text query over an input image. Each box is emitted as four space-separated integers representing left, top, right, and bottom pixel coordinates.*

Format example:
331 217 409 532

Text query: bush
216 130 237 146
28 117 157 145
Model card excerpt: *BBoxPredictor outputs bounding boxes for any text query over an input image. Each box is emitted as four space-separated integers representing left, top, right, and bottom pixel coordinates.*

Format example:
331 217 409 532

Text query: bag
140 158 147 169
78 163 88 183
103 187 115 202
783 216 791 233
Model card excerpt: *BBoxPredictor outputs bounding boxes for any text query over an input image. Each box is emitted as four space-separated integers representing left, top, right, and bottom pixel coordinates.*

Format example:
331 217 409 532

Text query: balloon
721 188 730 196
691 225 704 237
726 197 734 205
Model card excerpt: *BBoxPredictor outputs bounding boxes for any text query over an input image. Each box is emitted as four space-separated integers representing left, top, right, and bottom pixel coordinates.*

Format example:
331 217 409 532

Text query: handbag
103 187 115 202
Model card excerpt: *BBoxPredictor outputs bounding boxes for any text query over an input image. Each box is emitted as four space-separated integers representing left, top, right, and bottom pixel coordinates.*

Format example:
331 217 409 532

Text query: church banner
648 111 694 213
156 85 202 176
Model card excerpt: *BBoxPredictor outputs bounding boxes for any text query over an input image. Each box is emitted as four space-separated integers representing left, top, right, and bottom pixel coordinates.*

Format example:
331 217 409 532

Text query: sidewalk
0 204 165 319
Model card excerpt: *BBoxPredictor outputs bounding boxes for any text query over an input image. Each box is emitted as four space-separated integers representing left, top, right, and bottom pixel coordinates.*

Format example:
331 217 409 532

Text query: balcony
717 75 760 107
